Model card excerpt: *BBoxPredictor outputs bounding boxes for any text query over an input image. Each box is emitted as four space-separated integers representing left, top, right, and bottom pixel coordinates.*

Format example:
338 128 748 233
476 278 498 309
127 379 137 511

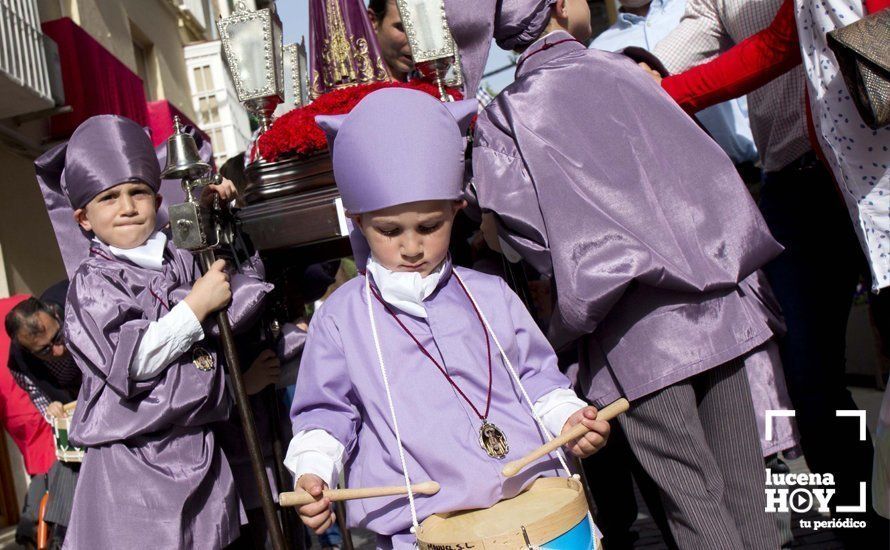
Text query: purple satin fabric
316 89 476 268
440 0 553 94
61 237 269 549
743 341 799 457
443 0 497 94
492 0 555 51
205 253 274 338
62 115 160 209
277 322 307 362
738 270 799 456
291 261 573 537
472 33 785 406
215 391 283 516
309 0 389 95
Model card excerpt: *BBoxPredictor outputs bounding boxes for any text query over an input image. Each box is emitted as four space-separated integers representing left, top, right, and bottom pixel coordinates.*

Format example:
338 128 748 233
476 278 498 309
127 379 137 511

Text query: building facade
185 39 253 166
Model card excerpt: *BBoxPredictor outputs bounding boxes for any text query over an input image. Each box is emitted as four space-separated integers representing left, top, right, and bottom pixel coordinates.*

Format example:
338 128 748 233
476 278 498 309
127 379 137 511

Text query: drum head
417 477 588 549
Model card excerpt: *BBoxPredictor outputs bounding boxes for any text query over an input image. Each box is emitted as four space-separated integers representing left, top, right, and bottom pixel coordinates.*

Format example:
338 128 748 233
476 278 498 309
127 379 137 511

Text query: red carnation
257 81 464 161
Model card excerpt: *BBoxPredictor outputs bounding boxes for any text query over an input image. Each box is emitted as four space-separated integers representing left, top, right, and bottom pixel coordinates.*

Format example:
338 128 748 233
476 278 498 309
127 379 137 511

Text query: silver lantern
395 0 460 100
274 37 310 117
217 1 285 132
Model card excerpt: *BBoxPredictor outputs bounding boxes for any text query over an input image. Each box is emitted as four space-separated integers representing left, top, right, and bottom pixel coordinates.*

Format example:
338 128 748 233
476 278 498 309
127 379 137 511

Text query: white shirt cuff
284 429 345 488
533 388 587 438
130 301 205 381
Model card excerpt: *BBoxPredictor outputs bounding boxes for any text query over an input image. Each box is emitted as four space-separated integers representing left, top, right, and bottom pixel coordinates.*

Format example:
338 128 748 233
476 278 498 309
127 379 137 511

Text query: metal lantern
217 1 285 131
395 0 459 100
291 39 309 107
274 38 309 117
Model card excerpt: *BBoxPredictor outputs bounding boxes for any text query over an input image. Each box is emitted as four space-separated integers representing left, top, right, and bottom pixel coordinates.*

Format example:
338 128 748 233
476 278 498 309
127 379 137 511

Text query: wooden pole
199 251 287 550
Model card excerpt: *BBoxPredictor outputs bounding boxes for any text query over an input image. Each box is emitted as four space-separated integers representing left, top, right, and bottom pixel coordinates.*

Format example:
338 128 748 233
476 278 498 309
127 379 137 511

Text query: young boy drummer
285 88 611 548
474 1 785 548
35 115 272 549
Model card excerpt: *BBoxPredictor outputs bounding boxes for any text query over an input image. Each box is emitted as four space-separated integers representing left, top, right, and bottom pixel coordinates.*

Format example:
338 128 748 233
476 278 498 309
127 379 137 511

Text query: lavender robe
63 238 271 549
291 262 574 544
471 32 785 409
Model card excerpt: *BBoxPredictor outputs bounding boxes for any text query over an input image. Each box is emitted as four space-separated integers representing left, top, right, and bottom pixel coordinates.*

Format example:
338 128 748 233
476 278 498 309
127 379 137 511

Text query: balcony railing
0 0 54 118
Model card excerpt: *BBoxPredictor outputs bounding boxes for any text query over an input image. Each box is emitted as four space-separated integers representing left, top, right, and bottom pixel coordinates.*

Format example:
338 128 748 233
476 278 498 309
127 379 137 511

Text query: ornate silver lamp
275 38 310 116
395 0 460 100
217 1 285 132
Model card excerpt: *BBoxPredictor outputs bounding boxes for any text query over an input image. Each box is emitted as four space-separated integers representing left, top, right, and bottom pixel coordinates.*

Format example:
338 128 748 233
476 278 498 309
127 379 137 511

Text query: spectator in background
367 0 413 82
6 282 80 420
5 281 81 548
655 1 890 544
591 0 758 167
0 294 56 548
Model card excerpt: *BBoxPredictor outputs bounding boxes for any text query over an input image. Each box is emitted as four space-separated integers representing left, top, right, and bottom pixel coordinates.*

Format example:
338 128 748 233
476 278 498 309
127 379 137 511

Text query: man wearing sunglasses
5 281 80 420
5 280 80 549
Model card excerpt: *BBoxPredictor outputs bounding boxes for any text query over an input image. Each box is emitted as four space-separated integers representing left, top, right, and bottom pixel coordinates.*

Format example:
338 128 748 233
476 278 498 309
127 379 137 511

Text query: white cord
458 271 603 544
454 270 572 476
366 276 421 534
366 269 587 541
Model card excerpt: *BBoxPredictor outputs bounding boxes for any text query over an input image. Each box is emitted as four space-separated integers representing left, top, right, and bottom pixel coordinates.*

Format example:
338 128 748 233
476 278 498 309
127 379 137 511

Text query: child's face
74 181 161 250
355 199 464 277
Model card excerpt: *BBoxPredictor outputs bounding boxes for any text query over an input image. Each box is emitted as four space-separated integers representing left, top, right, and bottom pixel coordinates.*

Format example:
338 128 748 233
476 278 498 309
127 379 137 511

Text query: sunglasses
32 320 64 358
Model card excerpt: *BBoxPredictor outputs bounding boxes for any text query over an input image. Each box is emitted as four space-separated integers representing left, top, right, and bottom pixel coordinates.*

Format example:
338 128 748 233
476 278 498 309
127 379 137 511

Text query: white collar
100 231 168 271
365 255 445 318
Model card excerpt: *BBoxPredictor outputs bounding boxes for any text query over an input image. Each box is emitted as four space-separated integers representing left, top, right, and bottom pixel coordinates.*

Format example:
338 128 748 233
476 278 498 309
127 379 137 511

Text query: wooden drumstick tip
279 480 441 508
412 481 441 495
501 398 630 478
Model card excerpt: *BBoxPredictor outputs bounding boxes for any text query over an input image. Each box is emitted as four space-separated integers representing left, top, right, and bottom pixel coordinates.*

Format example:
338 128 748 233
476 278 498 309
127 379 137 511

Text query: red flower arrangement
258 80 464 162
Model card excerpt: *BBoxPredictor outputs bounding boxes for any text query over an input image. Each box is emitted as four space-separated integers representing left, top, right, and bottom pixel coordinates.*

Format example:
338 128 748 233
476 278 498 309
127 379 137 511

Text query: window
207 127 227 162
197 95 220 125
131 22 156 100
133 41 154 100
193 65 214 93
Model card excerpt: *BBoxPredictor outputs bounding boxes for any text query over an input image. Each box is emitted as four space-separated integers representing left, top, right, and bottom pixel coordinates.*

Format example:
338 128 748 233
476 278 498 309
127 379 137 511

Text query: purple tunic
291 262 573 541
62 238 270 549
471 32 785 408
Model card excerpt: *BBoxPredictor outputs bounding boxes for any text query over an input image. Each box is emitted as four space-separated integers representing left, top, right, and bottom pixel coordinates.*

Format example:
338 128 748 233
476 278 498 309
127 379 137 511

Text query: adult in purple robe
471 28 785 548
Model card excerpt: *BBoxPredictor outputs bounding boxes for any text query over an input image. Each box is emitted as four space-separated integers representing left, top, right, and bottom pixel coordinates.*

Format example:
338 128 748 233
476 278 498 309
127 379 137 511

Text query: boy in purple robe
34 115 272 549
471 1 784 548
284 89 611 549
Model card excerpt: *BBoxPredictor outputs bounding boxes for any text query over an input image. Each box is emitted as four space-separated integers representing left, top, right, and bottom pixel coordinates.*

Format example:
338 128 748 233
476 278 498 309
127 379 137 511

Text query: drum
416 477 599 550
52 407 84 463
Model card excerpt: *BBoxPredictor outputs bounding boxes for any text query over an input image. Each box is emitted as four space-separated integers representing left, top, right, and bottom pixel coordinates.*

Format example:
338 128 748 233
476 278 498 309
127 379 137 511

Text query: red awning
42 18 148 139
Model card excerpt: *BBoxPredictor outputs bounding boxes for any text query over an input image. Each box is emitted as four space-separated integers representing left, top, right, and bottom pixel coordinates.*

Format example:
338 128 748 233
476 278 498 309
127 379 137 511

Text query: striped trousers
617 358 780 549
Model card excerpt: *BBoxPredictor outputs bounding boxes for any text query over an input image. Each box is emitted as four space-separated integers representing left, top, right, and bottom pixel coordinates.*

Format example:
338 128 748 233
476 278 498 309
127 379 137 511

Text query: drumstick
279 481 440 508
62 401 77 413
502 398 630 478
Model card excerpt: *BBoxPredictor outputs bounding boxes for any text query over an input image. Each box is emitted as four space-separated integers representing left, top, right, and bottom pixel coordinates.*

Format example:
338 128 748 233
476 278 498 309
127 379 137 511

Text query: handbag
826 9 890 129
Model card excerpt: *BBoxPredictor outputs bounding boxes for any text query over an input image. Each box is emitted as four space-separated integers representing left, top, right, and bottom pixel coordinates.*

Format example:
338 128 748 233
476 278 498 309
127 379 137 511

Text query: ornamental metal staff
160 117 287 550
